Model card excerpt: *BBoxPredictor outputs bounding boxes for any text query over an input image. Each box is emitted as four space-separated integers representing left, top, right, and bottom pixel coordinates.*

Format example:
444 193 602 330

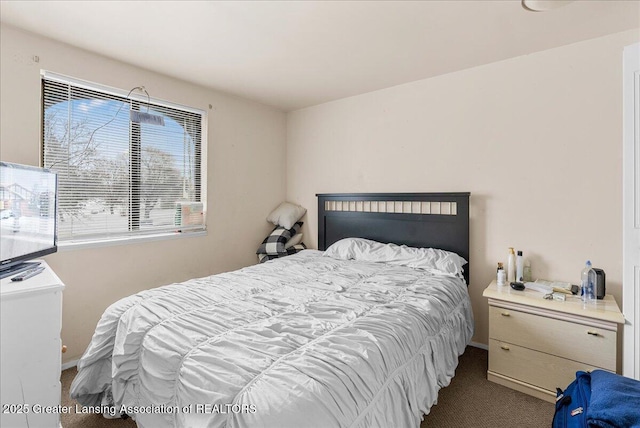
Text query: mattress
70 250 473 428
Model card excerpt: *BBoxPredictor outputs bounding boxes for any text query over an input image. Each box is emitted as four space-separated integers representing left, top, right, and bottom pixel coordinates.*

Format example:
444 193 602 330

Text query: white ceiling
1 1 639 111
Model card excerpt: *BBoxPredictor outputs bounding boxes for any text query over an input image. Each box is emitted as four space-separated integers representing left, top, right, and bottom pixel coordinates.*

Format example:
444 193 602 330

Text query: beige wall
287 29 640 349
0 25 287 364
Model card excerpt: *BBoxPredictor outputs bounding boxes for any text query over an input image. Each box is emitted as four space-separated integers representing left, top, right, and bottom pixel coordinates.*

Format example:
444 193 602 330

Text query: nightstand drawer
489 305 616 370
488 339 603 393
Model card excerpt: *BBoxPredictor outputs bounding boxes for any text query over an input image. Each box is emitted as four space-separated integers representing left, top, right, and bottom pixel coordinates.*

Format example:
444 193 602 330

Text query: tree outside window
42 75 204 243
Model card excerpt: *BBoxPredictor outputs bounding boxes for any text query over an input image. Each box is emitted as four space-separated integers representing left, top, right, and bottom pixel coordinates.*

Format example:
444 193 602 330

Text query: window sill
58 229 207 252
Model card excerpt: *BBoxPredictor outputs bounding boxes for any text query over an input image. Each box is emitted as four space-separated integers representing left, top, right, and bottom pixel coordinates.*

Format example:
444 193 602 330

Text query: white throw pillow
285 233 303 249
267 202 307 229
323 237 467 278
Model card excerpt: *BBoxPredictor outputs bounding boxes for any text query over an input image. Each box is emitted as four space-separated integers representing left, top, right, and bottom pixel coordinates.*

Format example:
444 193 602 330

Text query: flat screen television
0 162 58 279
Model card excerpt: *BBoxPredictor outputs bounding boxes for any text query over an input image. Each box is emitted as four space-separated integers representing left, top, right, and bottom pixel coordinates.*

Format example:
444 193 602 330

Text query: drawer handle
587 331 600 337
500 345 510 351
501 312 510 317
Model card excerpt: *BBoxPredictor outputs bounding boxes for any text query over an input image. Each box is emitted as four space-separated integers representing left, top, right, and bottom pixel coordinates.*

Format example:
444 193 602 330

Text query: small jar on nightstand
497 263 506 286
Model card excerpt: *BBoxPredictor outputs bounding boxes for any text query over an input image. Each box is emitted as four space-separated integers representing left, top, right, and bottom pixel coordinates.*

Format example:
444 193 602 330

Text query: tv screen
0 162 57 276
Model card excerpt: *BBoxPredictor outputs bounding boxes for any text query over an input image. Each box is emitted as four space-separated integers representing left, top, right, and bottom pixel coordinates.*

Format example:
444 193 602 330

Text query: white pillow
267 202 307 229
285 233 303 249
321 237 374 259
323 237 467 278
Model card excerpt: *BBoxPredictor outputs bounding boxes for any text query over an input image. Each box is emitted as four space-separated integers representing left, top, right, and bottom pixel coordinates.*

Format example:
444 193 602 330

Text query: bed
70 192 473 428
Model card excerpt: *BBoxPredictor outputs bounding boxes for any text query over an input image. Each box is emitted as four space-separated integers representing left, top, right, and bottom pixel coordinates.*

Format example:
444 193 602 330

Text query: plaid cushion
258 243 307 263
256 222 303 255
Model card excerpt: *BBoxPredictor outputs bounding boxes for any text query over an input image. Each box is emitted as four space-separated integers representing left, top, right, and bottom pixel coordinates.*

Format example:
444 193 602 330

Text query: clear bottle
581 260 595 302
523 259 532 282
507 248 516 282
516 251 524 282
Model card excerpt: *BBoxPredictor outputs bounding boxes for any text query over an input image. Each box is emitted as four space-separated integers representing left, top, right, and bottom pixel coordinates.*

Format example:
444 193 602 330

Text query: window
41 72 206 245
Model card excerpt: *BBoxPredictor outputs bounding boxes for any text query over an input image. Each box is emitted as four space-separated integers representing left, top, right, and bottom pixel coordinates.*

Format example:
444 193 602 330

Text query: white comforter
71 250 473 428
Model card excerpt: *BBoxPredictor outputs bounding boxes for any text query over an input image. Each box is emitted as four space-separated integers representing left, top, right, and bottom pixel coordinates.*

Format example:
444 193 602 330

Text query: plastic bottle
497 263 506 286
516 251 524 282
581 260 594 302
507 248 516 282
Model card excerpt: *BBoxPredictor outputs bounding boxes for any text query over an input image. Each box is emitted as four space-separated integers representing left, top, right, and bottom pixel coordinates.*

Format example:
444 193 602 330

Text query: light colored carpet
60 346 553 427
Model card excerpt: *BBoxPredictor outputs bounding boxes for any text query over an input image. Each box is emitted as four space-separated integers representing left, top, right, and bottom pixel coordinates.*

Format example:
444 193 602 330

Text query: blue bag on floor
588 369 640 428
552 371 591 428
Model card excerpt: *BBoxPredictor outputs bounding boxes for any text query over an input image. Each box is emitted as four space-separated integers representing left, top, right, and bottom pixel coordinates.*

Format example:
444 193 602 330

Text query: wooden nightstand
483 280 625 403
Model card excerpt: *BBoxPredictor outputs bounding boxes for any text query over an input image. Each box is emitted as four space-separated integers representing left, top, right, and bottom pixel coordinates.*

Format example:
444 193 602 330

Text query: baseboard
469 341 488 351
61 359 79 371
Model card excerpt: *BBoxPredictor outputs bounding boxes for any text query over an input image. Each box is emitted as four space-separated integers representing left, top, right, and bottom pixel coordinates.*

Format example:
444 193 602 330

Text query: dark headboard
317 192 470 284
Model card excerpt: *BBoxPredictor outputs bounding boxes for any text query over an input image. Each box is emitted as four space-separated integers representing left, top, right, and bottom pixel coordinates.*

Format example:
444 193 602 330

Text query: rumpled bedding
70 250 473 428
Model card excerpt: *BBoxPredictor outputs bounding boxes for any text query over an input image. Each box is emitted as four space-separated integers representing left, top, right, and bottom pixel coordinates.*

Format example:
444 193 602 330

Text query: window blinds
41 72 205 244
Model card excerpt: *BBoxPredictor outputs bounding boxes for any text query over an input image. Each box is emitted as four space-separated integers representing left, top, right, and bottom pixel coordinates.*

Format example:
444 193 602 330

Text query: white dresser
1 261 64 428
483 280 624 403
